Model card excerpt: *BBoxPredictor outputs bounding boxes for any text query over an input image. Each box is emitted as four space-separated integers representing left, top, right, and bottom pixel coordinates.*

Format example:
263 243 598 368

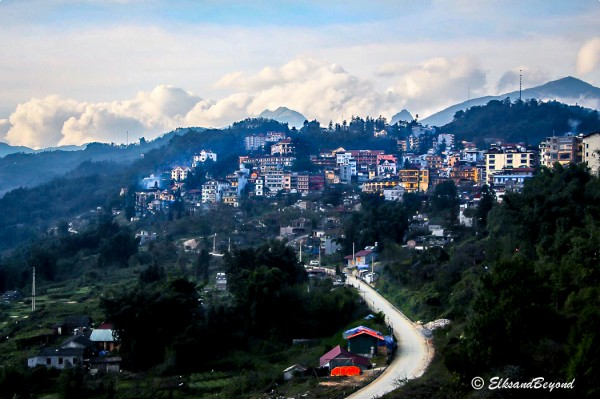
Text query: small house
319 345 371 373
27 347 86 369
283 364 306 381
52 315 92 336
90 328 119 352
344 326 385 357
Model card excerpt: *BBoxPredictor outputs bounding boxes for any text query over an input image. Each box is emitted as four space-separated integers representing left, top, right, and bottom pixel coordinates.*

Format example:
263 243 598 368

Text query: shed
283 364 306 381
319 345 371 371
344 326 386 357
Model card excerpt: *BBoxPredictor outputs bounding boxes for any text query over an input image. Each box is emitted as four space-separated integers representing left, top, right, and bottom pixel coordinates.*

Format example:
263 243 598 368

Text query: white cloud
3 86 201 148
5 96 85 149
576 37 600 75
496 67 551 94
386 56 487 117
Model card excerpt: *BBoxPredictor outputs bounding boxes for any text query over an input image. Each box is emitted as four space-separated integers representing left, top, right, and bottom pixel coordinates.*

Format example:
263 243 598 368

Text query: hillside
439 98 600 146
423 76 600 126
0 129 194 197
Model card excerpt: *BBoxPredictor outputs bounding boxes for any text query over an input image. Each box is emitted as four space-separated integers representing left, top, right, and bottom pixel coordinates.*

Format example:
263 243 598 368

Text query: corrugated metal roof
90 329 117 342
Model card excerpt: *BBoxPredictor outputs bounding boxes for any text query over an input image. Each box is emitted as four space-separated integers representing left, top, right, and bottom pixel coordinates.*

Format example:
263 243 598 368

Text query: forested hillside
380 163 600 398
440 99 600 146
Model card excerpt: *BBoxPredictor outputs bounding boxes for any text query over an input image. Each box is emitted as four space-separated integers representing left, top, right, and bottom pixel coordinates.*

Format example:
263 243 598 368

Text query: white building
583 132 600 175
171 166 191 182
383 186 405 201
192 150 217 166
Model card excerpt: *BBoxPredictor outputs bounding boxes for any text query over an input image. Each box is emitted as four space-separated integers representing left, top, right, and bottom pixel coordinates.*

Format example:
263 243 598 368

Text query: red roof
347 329 385 341
319 345 371 368
344 249 373 260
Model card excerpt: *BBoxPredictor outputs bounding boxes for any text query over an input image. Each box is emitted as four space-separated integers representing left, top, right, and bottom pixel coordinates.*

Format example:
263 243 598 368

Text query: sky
0 0 599 149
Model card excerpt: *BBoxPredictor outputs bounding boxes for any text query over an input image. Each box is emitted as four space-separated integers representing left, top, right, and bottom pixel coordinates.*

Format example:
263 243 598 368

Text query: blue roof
343 325 383 340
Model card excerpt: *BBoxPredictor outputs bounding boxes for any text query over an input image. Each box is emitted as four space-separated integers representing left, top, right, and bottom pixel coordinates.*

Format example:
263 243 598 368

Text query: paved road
345 274 433 399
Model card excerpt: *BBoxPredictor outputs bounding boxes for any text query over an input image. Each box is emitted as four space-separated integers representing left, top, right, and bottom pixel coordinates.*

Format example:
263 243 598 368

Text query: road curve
345 274 433 399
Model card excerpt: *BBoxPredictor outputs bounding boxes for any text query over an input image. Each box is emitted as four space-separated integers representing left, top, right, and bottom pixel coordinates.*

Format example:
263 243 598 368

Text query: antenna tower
519 69 522 101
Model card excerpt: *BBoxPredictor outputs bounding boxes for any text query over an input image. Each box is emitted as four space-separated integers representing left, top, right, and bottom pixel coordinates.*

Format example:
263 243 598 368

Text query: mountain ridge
422 76 600 126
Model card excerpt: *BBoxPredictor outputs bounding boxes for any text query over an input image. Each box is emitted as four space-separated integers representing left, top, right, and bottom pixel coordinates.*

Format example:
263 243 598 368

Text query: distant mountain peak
258 107 307 129
422 76 600 127
390 109 414 125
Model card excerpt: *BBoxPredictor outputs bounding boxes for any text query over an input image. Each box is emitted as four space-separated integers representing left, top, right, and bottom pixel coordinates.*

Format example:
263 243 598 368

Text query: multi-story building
202 180 230 203
192 150 217 166
399 168 429 192
450 165 481 186
171 166 191 182
254 176 265 196
244 134 267 151
376 155 397 177
270 138 294 155
484 146 536 184
361 177 400 193
582 132 600 175
239 155 296 169
539 135 582 168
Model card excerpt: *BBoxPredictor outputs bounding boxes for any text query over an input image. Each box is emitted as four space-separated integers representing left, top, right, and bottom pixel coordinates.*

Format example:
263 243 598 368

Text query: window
46 358 51 365
58 357 63 365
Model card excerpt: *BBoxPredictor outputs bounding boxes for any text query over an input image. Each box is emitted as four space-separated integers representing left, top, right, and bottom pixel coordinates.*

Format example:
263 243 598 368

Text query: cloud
386 56 487 117
2 57 491 147
3 86 201 148
204 57 392 124
5 96 85 149
496 67 551 93
576 37 600 75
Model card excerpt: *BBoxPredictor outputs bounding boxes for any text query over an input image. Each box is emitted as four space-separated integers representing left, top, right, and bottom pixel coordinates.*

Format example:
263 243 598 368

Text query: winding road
345 274 433 399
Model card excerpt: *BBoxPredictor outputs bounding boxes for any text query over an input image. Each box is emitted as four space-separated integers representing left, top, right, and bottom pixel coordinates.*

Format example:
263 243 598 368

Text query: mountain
258 107 307 129
422 76 600 126
0 142 35 158
390 109 414 125
438 96 600 146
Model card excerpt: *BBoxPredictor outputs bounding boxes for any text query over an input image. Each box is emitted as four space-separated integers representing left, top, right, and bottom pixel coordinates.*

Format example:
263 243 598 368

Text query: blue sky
0 0 599 148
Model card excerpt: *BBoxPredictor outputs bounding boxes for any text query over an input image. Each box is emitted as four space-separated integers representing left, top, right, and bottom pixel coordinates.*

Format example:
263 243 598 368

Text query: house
283 364 307 381
171 166 191 182
89 356 122 373
2 290 23 303
344 249 376 268
192 150 217 166
60 333 95 351
582 131 600 175
52 315 92 336
344 326 385 357
90 328 119 352
28 347 87 369
319 345 371 372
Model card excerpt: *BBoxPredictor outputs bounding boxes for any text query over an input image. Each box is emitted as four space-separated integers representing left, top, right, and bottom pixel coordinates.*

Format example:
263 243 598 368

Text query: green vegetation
442 98 600 147
377 163 600 398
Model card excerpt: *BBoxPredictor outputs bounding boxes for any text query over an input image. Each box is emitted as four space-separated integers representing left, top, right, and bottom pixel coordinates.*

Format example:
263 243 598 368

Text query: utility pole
31 266 36 311
519 69 522 101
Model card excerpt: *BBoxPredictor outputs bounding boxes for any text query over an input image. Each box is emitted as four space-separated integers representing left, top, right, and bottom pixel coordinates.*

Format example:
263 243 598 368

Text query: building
192 150 217 166
362 177 400 194
491 167 535 191
383 186 405 201
399 168 430 192
344 326 386 357
582 132 600 175
244 134 266 151
202 180 230 203
171 166 191 182
376 155 397 177
484 146 536 184
539 135 583 168
344 249 376 268
28 347 86 369
270 138 294 155
319 345 371 372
